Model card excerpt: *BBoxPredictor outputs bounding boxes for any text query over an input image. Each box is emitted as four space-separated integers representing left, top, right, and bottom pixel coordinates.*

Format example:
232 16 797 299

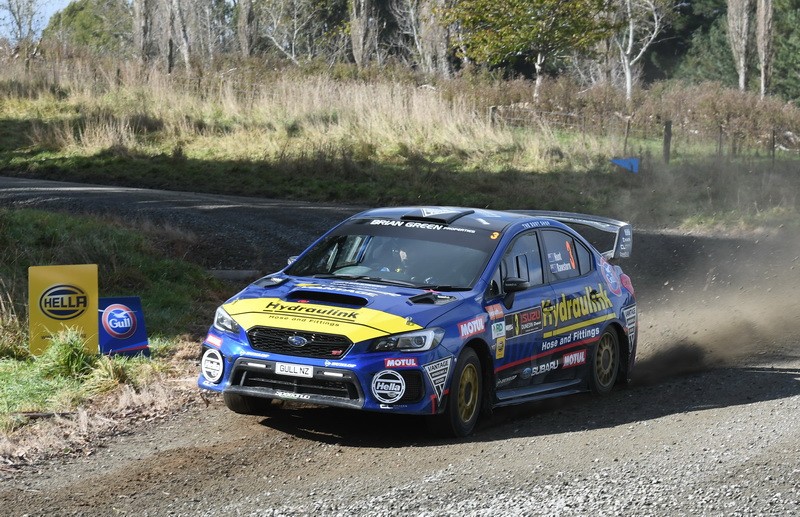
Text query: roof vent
400 208 474 225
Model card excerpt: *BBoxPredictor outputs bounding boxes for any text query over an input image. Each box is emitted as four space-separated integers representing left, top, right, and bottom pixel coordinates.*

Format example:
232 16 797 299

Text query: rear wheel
223 392 278 416
590 329 619 394
427 348 482 438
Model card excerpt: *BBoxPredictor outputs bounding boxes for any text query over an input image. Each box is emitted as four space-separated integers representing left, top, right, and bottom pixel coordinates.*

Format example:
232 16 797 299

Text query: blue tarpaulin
611 157 639 174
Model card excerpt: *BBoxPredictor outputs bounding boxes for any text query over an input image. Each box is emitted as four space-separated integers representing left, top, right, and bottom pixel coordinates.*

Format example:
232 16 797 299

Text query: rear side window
542 230 591 281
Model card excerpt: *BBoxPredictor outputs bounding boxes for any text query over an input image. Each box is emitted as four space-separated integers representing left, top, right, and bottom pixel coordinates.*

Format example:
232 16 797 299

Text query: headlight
213 306 241 334
201 348 224 383
372 328 444 352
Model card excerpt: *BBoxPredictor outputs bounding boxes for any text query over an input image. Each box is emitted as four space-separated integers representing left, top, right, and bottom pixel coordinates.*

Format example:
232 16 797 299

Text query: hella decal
39 284 88 320
372 370 406 403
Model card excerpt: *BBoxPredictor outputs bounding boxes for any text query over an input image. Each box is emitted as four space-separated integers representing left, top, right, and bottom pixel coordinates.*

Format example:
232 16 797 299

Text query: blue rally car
198 207 637 437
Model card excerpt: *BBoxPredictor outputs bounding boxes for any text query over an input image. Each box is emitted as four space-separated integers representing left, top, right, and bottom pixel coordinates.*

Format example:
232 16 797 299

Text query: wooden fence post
771 128 776 167
662 120 672 164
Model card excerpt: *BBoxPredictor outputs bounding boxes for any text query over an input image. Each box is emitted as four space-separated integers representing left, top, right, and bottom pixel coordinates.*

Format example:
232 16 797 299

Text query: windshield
285 218 502 290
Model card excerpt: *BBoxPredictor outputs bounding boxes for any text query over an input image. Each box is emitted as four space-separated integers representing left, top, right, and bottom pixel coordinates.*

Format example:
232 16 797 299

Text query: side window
575 239 593 275
502 233 543 285
542 230 581 281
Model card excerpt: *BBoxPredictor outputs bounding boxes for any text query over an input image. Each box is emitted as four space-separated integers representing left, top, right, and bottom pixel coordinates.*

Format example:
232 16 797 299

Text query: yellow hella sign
29 264 99 356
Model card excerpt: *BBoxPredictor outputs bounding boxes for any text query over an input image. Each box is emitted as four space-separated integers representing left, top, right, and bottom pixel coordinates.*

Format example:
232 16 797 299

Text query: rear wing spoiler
511 210 633 259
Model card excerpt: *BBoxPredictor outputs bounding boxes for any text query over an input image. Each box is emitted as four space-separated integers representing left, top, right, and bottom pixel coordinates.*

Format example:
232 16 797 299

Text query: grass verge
0 209 224 463
1 61 798 230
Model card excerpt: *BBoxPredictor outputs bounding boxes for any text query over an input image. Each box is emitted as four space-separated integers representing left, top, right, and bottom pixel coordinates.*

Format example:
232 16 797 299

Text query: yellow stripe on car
223 298 422 342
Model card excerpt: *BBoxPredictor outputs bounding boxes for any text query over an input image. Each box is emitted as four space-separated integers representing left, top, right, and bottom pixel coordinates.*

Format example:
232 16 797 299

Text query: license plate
275 362 313 378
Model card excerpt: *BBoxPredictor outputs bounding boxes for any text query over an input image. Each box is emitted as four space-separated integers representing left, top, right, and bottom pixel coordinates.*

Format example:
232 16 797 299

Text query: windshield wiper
312 274 418 288
417 285 471 292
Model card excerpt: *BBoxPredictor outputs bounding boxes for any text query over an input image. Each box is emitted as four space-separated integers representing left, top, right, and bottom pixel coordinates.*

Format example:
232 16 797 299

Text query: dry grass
0 339 201 466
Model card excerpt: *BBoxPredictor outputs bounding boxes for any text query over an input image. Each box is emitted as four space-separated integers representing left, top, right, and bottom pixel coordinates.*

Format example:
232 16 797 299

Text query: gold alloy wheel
458 362 479 423
595 332 617 389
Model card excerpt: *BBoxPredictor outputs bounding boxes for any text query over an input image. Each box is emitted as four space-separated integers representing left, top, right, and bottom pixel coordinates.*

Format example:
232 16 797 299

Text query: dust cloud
631 230 800 384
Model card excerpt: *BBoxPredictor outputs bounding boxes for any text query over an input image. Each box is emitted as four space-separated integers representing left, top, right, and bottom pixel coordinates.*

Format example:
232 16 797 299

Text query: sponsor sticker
324 360 356 368
205 334 222 348
423 358 452 401
504 306 543 339
600 257 622 295
623 305 637 346
369 219 477 234
491 322 505 340
384 357 418 368
371 370 406 404
458 316 486 338
532 359 559 376
485 303 504 320
496 373 516 388
541 284 614 336
562 349 587 369
275 391 312 400
495 337 506 360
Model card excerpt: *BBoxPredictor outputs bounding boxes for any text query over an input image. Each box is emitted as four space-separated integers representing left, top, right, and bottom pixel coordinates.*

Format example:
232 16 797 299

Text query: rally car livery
198 207 637 437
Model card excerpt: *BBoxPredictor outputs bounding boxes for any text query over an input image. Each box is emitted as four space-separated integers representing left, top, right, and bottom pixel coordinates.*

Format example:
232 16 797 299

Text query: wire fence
489 104 800 163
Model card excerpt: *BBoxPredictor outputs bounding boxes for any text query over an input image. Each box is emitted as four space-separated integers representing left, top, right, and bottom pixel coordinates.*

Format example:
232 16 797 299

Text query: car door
484 231 555 391
539 229 612 381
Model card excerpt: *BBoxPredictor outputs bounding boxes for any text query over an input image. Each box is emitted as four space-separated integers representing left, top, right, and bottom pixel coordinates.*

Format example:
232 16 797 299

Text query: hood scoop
287 289 369 307
408 292 457 305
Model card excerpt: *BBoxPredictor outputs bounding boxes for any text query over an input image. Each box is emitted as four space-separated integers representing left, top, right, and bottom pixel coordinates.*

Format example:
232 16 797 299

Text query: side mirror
502 277 530 310
503 277 530 293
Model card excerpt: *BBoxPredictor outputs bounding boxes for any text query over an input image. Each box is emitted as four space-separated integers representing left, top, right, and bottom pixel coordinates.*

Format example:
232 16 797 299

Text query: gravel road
1 176 798 516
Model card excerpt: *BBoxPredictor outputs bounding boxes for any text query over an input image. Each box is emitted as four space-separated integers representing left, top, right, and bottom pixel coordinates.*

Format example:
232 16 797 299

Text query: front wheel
427 348 482 438
589 329 620 394
223 392 279 416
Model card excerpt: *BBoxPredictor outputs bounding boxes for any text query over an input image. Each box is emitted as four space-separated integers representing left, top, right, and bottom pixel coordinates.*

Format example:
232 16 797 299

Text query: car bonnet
221 277 464 343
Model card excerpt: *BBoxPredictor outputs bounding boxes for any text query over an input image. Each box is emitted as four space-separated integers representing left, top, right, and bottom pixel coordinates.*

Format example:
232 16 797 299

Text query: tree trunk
419 0 451 78
756 0 773 99
727 0 752 92
133 0 153 64
533 53 545 103
350 0 373 67
237 0 256 58
171 0 192 75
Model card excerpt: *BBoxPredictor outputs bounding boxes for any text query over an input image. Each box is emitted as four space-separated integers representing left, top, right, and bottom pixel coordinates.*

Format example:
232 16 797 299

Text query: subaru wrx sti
198 207 637 437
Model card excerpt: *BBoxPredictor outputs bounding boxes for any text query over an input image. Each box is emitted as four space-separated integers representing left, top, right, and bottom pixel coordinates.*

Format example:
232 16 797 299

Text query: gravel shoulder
1 176 799 515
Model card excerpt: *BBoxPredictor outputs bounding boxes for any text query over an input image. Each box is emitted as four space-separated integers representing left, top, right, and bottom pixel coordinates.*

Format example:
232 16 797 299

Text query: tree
612 0 675 102
673 14 738 87
755 0 773 98
42 0 133 55
237 0 257 57
770 1 800 101
350 0 378 67
391 0 451 77
0 0 43 45
132 0 155 64
727 0 752 91
442 0 615 101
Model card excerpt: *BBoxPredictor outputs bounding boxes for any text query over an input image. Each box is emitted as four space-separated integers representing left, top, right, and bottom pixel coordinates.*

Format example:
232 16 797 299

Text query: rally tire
428 347 482 438
223 392 278 416
589 329 620 394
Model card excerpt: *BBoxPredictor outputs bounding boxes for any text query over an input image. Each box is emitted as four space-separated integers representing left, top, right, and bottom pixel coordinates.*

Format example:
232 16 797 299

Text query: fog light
201 348 224 383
